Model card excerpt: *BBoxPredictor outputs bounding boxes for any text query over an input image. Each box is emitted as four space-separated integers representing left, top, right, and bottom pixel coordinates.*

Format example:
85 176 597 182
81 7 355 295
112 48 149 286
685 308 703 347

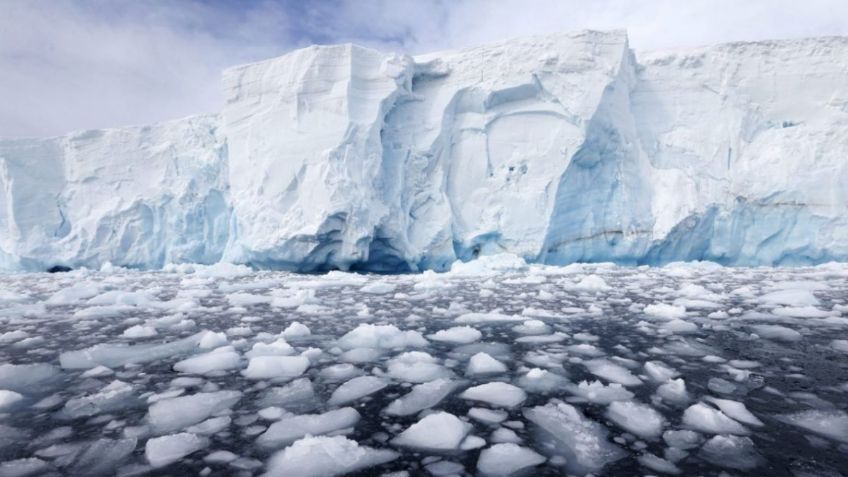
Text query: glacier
1 30 846 272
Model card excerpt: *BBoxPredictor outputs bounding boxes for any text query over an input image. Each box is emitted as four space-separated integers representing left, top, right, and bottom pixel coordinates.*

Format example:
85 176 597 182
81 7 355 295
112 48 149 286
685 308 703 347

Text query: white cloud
2 0 846 137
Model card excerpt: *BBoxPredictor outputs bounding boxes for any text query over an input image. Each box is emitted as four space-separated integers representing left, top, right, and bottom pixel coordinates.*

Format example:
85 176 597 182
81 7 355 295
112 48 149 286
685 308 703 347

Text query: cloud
2 0 846 138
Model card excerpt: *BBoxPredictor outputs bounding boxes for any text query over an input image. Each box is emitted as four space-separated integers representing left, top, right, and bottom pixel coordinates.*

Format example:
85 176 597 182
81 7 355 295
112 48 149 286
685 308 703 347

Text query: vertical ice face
221 44 414 271
0 115 229 270
379 30 634 269
633 37 848 265
1 31 847 271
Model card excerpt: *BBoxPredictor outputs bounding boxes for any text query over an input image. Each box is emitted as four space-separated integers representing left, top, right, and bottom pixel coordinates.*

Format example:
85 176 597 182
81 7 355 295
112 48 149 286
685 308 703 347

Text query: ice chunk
448 254 528 276
59 331 210 369
328 376 388 405
68 438 137 475
0 363 58 391
567 380 634 404
524 400 625 475
337 324 427 349
699 435 763 470
0 458 49 476
391 412 471 451
661 319 698 334
759 289 820 306
512 320 551 335
477 443 546 476
455 312 525 323
682 403 749 435
245 339 295 358
777 410 848 443
360 281 396 294
145 432 209 468
427 326 482 344
0 391 23 410
643 361 679 383
637 453 681 475
517 368 570 393
384 378 461 416
831 339 848 353
466 352 508 375
751 324 802 342
644 303 686 320
259 378 316 411
605 401 666 439
61 380 138 418
460 382 526 408
656 378 690 405
468 407 508 425
148 390 242 434
257 407 361 448
704 397 763 427
386 351 451 383
583 359 642 386
173 346 241 374
242 356 310 380
122 325 158 338
282 321 311 339
264 436 398 477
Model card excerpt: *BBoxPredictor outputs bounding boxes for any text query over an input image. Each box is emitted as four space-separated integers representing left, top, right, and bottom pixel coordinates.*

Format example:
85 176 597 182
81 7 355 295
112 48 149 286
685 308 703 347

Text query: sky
2 0 847 138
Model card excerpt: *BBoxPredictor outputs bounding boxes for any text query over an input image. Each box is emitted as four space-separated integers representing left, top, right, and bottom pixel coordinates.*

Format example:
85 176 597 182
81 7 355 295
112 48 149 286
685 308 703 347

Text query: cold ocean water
0 257 847 476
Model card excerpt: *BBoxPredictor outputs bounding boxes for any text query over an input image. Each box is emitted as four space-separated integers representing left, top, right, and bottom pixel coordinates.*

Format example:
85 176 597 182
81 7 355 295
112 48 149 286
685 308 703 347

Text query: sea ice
242 356 310 380
264 436 398 477
145 432 209 468
460 382 527 408
466 352 508 375
383 378 461 416
606 401 666 439
427 326 482 344
147 390 242 434
476 443 546 476
328 376 388 405
257 407 361 448
524 400 625 475
682 403 749 435
391 412 471 451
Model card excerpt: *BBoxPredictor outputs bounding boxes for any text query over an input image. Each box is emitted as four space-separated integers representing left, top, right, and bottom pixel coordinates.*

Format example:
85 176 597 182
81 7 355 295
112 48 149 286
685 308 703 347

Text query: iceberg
1 31 846 271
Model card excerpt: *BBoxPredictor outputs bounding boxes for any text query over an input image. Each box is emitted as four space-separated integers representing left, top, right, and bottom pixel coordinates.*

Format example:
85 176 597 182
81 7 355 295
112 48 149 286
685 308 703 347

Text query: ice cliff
1 30 846 271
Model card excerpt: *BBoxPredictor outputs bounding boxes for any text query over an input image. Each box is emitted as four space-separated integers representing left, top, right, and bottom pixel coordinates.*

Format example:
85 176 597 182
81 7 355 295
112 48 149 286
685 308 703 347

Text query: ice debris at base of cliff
0 261 847 475
2 31 847 272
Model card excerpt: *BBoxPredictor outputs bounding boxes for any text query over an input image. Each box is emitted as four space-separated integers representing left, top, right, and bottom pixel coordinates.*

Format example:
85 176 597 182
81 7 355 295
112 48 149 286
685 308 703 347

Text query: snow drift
1 30 846 271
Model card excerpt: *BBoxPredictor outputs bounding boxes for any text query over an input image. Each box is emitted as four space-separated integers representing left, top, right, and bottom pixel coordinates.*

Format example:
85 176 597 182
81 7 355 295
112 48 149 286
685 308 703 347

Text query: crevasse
1 30 846 271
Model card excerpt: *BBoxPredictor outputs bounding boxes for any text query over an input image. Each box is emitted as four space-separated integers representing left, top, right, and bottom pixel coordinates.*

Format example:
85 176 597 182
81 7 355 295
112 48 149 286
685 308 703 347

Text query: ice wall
0 116 229 270
1 32 846 271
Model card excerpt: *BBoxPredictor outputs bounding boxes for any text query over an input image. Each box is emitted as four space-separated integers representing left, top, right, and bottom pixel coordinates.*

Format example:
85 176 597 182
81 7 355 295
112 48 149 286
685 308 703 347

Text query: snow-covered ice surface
0 259 847 476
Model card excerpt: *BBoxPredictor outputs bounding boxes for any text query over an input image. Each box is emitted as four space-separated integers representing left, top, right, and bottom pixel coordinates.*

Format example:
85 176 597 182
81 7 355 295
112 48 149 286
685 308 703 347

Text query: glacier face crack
1 30 847 271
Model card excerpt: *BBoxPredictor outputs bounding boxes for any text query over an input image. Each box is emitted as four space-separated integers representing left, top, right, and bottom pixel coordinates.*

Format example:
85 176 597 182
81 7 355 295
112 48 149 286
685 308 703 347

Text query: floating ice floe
257 407 361 448
524 400 625 475
682 402 749 435
328 376 388 405
145 432 210 468
383 378 462 416
242 356 310 380
583 359 642 386
460 382 527 408
337 324 428 349
147 390 242 434
264 435 398 477
466 352 508 375
391 411 472 451
606 400 666 439
476 443 546 476
173 346 241 374
427 326 482 344
386 351 451 383
777 410 848 444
